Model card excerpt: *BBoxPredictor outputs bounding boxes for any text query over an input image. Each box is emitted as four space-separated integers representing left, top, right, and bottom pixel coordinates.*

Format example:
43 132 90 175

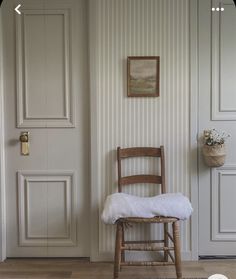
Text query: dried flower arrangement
203 129 230 146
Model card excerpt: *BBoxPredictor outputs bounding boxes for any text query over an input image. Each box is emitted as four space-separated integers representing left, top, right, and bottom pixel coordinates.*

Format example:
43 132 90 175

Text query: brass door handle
19 132 29 155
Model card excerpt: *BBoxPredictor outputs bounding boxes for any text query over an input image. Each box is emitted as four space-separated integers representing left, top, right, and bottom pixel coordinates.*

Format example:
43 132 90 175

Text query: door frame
0 8 7 262
189 0 199 260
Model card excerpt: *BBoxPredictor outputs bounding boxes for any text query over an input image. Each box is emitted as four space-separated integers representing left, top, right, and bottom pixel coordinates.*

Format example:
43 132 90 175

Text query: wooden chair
114 146 182 279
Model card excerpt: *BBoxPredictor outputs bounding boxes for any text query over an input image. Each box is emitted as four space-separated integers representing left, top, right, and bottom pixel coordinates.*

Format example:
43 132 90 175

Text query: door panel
211 0 236 120
18 171 76 247
2 0 89 257
199 0 236 255
212 168 236 241
16 7 73 127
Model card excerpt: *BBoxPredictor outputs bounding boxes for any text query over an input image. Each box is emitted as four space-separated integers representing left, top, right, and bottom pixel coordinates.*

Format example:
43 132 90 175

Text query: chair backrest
117 146 166 194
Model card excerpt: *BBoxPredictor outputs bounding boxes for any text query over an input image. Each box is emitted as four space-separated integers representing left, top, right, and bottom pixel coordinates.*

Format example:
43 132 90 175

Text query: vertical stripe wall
90 0 191 260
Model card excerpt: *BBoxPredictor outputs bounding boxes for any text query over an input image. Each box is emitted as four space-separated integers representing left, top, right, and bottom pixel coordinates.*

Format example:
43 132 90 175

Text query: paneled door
198 0 236 256
2 0 90 257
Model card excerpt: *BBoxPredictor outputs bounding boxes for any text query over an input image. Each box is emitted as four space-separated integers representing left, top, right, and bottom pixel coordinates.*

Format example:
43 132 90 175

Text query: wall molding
0 9 7 262
211 166 236 241
211 0 236 120
18 171 77 247
189 0 199 260
16 9 75 128
89 0 100 261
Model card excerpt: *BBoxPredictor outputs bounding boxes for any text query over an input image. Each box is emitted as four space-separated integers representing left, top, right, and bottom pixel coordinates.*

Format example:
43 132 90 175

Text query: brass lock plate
19 132 29 155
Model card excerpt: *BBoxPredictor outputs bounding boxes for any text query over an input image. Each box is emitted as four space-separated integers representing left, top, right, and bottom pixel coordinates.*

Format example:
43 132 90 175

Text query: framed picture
127 56 160 97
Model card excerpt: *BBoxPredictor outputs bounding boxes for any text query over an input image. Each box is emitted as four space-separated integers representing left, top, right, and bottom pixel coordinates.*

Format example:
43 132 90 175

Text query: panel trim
16 9 75 128
89 0 100 261
25 179 69 239
211 0 236 120
0 9 7 261
212 166 236 241
18 170 77 246
189 0 199 260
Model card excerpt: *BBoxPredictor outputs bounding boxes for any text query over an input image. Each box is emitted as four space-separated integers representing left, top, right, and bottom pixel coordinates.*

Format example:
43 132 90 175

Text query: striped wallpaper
90 0 191 260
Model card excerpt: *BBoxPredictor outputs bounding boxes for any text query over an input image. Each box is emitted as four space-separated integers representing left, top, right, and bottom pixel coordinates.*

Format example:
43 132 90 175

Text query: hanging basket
202 144 226 167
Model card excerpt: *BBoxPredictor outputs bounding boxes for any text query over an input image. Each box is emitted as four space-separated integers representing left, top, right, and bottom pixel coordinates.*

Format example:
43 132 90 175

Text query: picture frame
127 56 160 97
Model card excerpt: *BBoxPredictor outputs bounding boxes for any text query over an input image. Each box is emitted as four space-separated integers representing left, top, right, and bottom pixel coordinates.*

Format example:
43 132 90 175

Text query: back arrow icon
15 4 21 15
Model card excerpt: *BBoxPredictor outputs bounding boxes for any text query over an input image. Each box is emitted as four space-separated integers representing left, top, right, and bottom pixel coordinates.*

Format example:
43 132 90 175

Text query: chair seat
102 192 192 224
117 216 179 223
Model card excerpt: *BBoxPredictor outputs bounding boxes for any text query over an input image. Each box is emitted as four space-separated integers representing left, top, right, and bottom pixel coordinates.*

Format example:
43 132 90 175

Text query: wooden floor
0 258 235 279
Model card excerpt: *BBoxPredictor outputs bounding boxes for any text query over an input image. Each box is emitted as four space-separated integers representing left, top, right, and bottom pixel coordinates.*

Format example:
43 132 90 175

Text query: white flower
203 129 230 146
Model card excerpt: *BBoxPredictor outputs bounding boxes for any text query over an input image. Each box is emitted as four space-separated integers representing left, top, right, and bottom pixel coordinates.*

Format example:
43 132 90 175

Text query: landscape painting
127 56 159 97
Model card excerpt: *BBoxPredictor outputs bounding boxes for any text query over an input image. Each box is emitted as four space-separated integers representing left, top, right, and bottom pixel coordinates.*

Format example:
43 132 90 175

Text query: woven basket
202 144 226 167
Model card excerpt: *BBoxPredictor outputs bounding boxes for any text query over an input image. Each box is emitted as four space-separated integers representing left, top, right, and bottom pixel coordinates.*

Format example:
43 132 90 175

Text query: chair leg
172 221 182 279
164 223 168 262
121 223 125 263
114 222 122 279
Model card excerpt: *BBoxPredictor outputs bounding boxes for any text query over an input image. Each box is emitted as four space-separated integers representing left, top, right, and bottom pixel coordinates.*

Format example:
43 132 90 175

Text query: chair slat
124 240 164 244
122 244 175 251
118 217 178 223
119 147 161 158
120 175 162 185
121 261 175 266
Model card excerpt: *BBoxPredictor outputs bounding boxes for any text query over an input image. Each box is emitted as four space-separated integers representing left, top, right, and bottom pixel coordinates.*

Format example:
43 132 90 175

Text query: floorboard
0 258 234 279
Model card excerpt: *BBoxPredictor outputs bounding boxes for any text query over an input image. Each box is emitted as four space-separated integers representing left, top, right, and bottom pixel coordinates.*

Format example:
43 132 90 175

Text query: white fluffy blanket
101 193 193 224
